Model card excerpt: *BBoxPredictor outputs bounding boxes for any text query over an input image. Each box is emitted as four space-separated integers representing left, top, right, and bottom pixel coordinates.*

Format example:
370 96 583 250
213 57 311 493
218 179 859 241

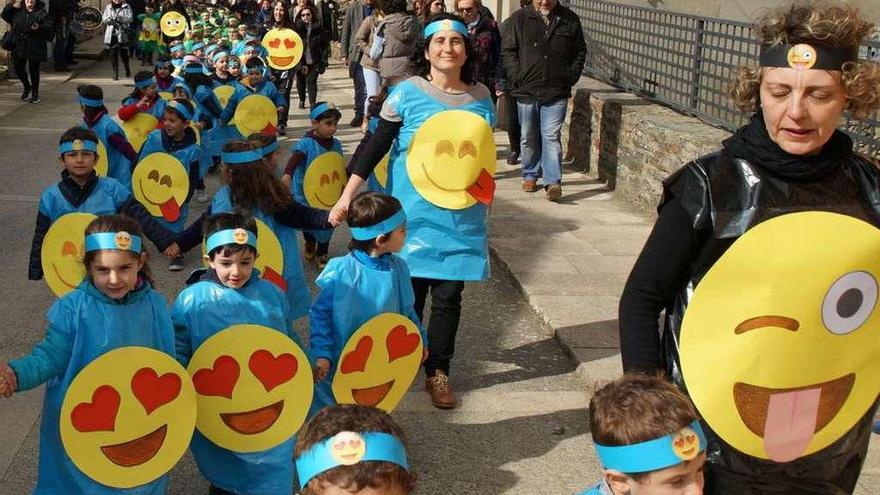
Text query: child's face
156 66 171 78
214 56 228 72
143 84 159 99
229 64 241 77
247 68 263 86
89 250 145 300
376 223 406 255
312 117 338 139
194 48 205 58
61 150 98 180
163 111 187 139
607 454 706 495
316 481 408 495
208 248 257 289
173 87 188 98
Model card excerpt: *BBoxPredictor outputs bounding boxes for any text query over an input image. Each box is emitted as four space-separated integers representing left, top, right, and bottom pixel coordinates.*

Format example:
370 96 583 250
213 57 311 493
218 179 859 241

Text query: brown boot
303 239 317 260
546 184 562 202
522 179 539 193
425 370 456 409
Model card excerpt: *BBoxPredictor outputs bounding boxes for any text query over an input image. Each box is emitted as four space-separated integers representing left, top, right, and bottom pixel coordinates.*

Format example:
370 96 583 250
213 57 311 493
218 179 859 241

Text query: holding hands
313 358 330 382
0 363 17 398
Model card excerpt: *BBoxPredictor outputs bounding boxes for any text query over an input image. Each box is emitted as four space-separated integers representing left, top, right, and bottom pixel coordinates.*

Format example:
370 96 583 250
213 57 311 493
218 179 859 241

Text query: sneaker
506 151 520 165
521 179 539 193
29 95 40 104
195 188 209 203
425 370 456 409
277 124 286 136
303 239 317 261
21 88 30 101
546 184 562 202
168 255 185 271
317 254 329 270
350 114 364 127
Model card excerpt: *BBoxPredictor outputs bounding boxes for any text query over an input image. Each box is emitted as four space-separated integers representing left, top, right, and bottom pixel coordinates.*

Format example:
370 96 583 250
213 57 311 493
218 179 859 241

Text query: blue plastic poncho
291 136 342 245
39 176 130 222
80 115 134 190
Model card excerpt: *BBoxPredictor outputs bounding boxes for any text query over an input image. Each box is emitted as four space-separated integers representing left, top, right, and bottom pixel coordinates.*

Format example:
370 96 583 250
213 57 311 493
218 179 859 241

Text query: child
247 131 281 173
283 102 343 268
294 404 417 495
28 128 176 281
580 374 707 495
2 214 175 493
181 62 225 202
139 98 201 270
77 84 139 190
309 192 426 410
119 71 167 126
154 56 177 96
172 212 293 495
227 55 242 80
220 57 285 136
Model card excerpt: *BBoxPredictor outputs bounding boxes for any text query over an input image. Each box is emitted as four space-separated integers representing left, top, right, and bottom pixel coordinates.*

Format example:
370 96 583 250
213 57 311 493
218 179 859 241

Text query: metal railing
570 0 880 158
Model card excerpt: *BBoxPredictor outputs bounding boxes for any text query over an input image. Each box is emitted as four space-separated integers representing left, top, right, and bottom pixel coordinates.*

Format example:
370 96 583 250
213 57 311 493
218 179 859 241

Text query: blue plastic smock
291 135 342 245
80 115 134 190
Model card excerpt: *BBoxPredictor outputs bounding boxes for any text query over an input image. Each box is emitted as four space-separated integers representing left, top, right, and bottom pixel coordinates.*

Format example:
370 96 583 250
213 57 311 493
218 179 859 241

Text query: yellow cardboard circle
261 28 304 70
121 113 159 153
680 212 880 461
160 11 187 38
302 152 345 210
190 122 201 145
233 94 278 137
158 92 174 101
95 139 109 177
132 153 190 223
375 153 389 189
405 110 496 210
213 86 235 109
332 313 423 413
201 219 285 290
60 347 196 488
187 325 313 452
41 212 97 297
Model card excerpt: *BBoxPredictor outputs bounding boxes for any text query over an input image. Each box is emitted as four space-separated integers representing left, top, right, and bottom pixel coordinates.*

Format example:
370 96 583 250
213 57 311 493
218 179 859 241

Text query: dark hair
295 405 417 494
222 141 292 214
184 69 213 92
410 13 477 85
312 101 342 123
347 192 403 252
59 127 99 156
245 56 266 70
165 98 194 121
378 0 408 15
204 212 259 259
247 132 279 166
77 84 104 101
271 0 294 28
83 214 155 287
132 70 156 97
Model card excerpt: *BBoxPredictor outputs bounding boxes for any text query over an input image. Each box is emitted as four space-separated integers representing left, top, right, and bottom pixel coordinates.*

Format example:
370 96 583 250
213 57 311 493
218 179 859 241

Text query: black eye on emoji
148 170 160 182
160 175 172 187
434 140 454 157
822 271 878 335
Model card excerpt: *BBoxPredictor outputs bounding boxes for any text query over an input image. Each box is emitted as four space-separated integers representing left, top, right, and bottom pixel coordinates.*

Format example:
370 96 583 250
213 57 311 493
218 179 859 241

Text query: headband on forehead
595 420 707 473
423 18 469 39
206 228 257 254
78 95 104 107
222 148 265 165
167 100 193 121
258 140 278 157
59 139 98 155
350 210 407 240
190 41 206 51
155 60 173 69
212 50 229 62
85 232 143 254
135 76 157 89
759 43 859 71
228 57 241 67
170 43 186 53
309 102 336 121
185 63 206 74
296 432 410 488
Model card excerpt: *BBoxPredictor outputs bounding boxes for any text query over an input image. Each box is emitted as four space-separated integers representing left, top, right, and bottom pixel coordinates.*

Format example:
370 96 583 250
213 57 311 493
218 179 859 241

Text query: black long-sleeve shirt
349 118 402 180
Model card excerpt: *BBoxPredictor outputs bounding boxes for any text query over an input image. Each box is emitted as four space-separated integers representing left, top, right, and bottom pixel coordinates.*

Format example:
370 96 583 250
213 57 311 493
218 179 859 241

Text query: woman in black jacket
266 0 296 134
2 0 53 103
293 4 327 109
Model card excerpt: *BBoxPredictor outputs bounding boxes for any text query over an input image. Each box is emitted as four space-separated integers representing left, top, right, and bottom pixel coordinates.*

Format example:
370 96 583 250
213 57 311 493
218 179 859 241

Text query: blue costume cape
309 251 426 411
80 115 134 190
39 176 130 222
138 128 201 233
171 271 298 495
383 78 495 281
8 281 175 495
291 135 342 244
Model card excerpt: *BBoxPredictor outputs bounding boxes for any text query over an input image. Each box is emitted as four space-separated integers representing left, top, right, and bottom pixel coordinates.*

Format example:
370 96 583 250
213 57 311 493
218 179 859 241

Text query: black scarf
722 113 853 183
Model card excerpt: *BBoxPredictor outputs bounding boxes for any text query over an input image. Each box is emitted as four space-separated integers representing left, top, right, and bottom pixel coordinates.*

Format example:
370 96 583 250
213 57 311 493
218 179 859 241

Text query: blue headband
135 77 157 89
190 41 206 51
167 100 193 121
58 139 98 155
423 18 469 38
206 228 257 254
296 432 410 488
595 420 707 473
212 50 229 62
222 149 264 165
78 95 104 107
155 60 173 69
310 102 335 121
84 232 143 254
170 43 185 53
350 210 406 240
258 140 278 157
185 63 206 74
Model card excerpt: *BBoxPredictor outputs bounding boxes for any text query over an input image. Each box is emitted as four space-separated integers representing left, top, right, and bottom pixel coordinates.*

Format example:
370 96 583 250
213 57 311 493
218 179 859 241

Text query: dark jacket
501 4 586 103
377 12 418 84
468 13 501 91
340 0 367 62
294 19 328 71
2 1 54 61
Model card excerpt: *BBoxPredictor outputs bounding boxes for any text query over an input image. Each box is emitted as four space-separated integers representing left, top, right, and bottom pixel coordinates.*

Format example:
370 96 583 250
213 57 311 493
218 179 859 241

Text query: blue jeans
518 98 567 186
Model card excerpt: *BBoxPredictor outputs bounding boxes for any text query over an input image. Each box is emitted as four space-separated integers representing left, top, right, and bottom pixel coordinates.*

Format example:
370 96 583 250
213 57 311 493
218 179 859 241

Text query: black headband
759 43 858 71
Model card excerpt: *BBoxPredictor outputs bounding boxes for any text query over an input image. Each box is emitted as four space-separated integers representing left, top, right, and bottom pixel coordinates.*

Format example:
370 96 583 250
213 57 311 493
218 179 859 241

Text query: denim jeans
349 60 366 117
362 66 381 115
517 98 568 186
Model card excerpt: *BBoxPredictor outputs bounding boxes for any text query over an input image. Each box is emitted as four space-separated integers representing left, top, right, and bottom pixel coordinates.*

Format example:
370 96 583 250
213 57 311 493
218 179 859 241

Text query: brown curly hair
730 1 880 119
221 140 292 215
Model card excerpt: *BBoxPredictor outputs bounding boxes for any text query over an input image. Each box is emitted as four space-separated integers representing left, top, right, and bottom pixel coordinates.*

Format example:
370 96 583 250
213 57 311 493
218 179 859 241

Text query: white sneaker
196 189 209 203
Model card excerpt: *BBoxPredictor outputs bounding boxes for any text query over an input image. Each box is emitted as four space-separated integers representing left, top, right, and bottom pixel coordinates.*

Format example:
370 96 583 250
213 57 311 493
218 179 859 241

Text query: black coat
2 1 54 61
294 19 327 71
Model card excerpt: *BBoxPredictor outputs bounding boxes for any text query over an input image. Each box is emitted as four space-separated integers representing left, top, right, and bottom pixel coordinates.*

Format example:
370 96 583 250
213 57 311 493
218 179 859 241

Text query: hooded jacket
377 11 417 84
2 0 53 61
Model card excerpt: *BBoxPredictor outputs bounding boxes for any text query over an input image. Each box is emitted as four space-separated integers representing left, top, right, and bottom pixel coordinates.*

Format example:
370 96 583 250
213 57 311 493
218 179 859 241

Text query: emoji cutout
332 313 423 412
90 139 109 178
329 431 367 465
261 28 304 70
787 44 817 70
303 152 346 210
160 11 187 38
41 212 97 297
671 426 701 461
214 86 235 110
680 212 880 463
406 110 496 209
158 92 174 101
187 325 313 452
374 153 390 189
202 219 286 291
60 347 196 488
132 153 189 223
234 94 278 136
121 113 160 153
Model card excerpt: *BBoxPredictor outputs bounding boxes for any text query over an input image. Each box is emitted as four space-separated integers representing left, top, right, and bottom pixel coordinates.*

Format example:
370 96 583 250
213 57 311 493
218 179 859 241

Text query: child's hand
0 364 18 398
280 173 292 188
313 358 330 382
163 243 180 258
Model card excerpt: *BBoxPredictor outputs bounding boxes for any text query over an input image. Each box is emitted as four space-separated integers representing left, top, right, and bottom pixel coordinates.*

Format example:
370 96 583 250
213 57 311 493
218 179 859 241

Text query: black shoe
55 66 71 71
113 72 119 81
277 125 286 136
21 88 30 101
29 95 40 103
506 151 521 165
298 100 305 109
350 114 364 127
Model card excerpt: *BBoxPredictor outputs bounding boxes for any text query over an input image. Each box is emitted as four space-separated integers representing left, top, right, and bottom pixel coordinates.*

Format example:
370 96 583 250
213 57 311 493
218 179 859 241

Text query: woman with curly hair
619 1 880 493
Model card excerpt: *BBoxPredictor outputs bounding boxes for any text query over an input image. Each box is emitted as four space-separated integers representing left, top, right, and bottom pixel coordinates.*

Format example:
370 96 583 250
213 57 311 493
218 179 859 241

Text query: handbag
2 31 15 51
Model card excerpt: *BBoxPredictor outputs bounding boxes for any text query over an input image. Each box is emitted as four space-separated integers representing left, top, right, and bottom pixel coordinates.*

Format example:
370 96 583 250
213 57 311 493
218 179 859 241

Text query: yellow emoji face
329 431 367 465
132 153 190 223
406 110 496 210
121 113 159 153
160 11 187 38
374 153 390 189
93 139 109 178
261 28 304 70
680 212 880 462
60 347 196 488
114 231 132 251
41 212 97 297
214 86 235 109
158 92 174 102
332 313 423 412
187 325 313 452
670 427 700 461
232 228 248 244
233 94 278 136
303 152 345 210
787 43 817 70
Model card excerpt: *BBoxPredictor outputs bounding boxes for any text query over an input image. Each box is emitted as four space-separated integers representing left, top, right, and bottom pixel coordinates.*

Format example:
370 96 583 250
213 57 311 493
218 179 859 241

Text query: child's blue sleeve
220 87 241 124
170 295 193 367
269 83 285 107
309 280 336 363
8 319 74 392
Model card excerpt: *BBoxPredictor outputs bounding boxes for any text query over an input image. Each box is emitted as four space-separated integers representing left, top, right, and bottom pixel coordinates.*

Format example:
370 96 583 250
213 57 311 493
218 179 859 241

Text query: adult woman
419 0 444 27
455 0 499 96
619 2 880 493
354 6 382 128
266 0 295 134
2 0 52 103
331 13 495 410
290 0 313 20
293 5 327 109
376 0 417 85
103 0 133 80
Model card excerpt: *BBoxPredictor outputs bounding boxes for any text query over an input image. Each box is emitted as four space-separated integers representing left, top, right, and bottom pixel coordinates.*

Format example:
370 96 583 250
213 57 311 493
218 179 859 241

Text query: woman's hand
329 196 350 225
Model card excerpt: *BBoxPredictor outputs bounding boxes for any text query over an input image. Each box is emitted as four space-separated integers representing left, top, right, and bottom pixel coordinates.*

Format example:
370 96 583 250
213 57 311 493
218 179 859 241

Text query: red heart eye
71 385 120 432
349 439 361 448
268 38 281 48
331 171 340 183
249 350 298 392
131 367 182 415
686 434 695 444
341 336 373 374
386 325 420 363
193 355 240 398
284 38 295 49
674 438 684 448
333 441 346 450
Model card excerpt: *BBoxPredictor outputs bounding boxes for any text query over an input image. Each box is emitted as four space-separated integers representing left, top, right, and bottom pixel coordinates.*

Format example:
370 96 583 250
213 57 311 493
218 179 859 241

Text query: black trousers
302 231 329 256
109 44 131 77
349 59 365 117
12 54 40 95
412 277 465 375
295 65 319 108
272 69 293 126
504 92 521 154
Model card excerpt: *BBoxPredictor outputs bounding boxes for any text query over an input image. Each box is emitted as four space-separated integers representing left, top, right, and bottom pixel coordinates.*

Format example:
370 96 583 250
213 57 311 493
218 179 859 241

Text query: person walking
501 0 585 201
103 0 134 80
455 0 499 95
294 4 328 109
267 0 295 134
3 0 52 104
375 0 417 86
340 0 372 126
354 7 381 129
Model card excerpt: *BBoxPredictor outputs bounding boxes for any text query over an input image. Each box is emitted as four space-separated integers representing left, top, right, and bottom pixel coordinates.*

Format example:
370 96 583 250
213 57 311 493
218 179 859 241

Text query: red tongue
262 267 287 292
763 388 821 462
159 198 181 222
466 169 495 205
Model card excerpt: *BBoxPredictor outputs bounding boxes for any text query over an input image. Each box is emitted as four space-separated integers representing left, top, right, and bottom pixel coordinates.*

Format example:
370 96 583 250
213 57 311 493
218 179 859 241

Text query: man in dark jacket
501 0 585 201
340 0 372 126
3 0 54 103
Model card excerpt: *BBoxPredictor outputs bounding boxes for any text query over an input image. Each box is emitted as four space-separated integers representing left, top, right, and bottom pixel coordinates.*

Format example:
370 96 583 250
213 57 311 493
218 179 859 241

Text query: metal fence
570 0 880 158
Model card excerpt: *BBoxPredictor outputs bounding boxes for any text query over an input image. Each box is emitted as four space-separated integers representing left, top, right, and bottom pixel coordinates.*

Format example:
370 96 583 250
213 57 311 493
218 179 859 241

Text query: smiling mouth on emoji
351 380 394 407
100 424 168 467
312 191 339 208
270 55 295 66
733 373 854 462
52 263 81 289
138 180 181 221
220 400 284 435
420 162 471 192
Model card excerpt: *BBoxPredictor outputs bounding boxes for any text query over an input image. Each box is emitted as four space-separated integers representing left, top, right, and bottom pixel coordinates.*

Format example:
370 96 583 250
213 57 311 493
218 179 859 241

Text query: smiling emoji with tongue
680 211 880 462
132 153 190 224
